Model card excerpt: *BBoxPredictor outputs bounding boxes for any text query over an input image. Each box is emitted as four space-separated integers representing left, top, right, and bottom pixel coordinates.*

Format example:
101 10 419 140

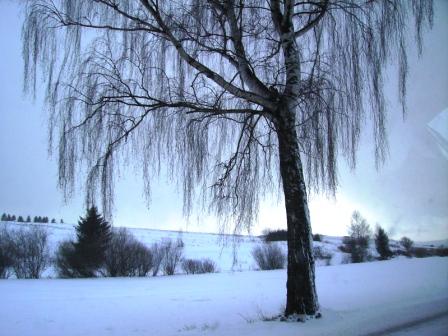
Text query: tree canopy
22 0 433 231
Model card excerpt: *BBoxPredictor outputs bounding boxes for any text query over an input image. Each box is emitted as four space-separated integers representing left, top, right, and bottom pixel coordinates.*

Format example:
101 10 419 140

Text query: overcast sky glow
0 1 447 241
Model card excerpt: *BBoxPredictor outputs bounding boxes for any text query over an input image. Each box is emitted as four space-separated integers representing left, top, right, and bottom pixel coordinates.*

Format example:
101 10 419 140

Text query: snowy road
388 315 448 336
365 310 448 336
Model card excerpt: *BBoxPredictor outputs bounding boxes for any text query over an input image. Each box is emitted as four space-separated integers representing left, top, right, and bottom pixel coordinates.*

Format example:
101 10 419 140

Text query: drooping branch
22 0 433 228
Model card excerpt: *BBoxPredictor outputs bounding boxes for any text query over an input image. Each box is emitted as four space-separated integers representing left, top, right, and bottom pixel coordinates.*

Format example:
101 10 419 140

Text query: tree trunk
275 104 318 318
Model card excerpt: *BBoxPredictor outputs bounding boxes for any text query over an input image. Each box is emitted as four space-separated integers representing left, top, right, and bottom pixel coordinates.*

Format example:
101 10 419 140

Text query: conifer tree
375 226 392 260
26 216 31 223
17 216 24 222
1 213 6 221
74 206 112 277
11 215 16 221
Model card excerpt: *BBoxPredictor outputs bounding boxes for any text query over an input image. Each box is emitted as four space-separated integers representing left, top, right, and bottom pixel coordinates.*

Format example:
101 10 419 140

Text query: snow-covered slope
1 221 446 276
1 221 351 272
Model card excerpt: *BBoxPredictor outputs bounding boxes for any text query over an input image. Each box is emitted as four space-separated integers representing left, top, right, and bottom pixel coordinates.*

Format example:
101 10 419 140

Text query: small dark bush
161 238 184 275
151 243 164 276
104 228 153 277
10 226 50 279
252 243 286 270
182 258 201 274
182 258 217 274
0 227 14 278
55 240 82 278
131 242 153 276
338 238 350 253
342 236 370 263
313 246 333 261
264 229 287 242
412 247 433 258
201 258 217 273
400 237 414 256
313 234 322 242
435 246 448 257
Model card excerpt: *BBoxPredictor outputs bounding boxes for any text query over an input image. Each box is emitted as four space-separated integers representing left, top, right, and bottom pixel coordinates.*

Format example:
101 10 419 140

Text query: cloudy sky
0 0 447 241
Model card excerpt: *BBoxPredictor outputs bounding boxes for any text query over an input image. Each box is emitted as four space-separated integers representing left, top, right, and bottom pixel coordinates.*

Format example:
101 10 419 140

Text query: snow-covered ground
1 222 447 335
1 257 447 336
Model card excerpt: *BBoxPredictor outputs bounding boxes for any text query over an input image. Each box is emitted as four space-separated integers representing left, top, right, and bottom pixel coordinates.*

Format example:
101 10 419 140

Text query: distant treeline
1 213 63 224
263 229 322 242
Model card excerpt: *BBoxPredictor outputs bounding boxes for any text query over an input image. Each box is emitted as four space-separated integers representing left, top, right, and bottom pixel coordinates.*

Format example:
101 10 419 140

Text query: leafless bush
201 259 217 273
150 243 164 276
10 226 50 279
161 238 184 275
104 228 153 277
182 258 217 274
252 243 286 270
313 246 333 264
0 226 14 278
55 240 81 278
182 259 201 274
400 237 414 256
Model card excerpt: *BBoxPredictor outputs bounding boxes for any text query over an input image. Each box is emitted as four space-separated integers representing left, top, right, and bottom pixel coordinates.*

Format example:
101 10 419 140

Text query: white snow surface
1 257 447 336
1 222 448 335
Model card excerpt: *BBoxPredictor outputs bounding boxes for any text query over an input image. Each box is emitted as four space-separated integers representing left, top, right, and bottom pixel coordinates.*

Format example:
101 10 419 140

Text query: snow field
1 257 447 336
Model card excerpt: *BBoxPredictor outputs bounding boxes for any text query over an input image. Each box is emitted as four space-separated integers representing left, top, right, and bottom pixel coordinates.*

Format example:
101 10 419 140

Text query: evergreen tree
74 206 112 277
375 225 392 260
17 216 24 222
51 218 56 224
6 214 12 221
33 216 38 223
1 213 6 221
60 219 64 224
43 217 49 223
11 215 16 221
26 216 31 222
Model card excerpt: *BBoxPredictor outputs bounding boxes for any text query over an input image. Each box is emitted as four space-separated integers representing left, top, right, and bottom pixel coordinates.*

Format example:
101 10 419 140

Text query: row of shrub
251 242 335 270
0 225 50 279
0 207 217 279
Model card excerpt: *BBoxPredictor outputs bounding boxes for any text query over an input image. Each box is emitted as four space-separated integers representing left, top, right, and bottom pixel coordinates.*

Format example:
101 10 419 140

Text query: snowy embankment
1 257 447 336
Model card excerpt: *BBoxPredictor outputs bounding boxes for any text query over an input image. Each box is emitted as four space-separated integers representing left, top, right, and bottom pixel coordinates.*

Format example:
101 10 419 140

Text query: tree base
279 312 322 322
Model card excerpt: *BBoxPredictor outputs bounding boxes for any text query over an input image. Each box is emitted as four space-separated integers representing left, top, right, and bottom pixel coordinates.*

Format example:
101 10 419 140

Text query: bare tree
22 0 432 317
104 228 154 277
343 210 371 263
10 226 50 279
150 242 164 276
0 226 14 278
400 236 414 256
161 238 184 275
